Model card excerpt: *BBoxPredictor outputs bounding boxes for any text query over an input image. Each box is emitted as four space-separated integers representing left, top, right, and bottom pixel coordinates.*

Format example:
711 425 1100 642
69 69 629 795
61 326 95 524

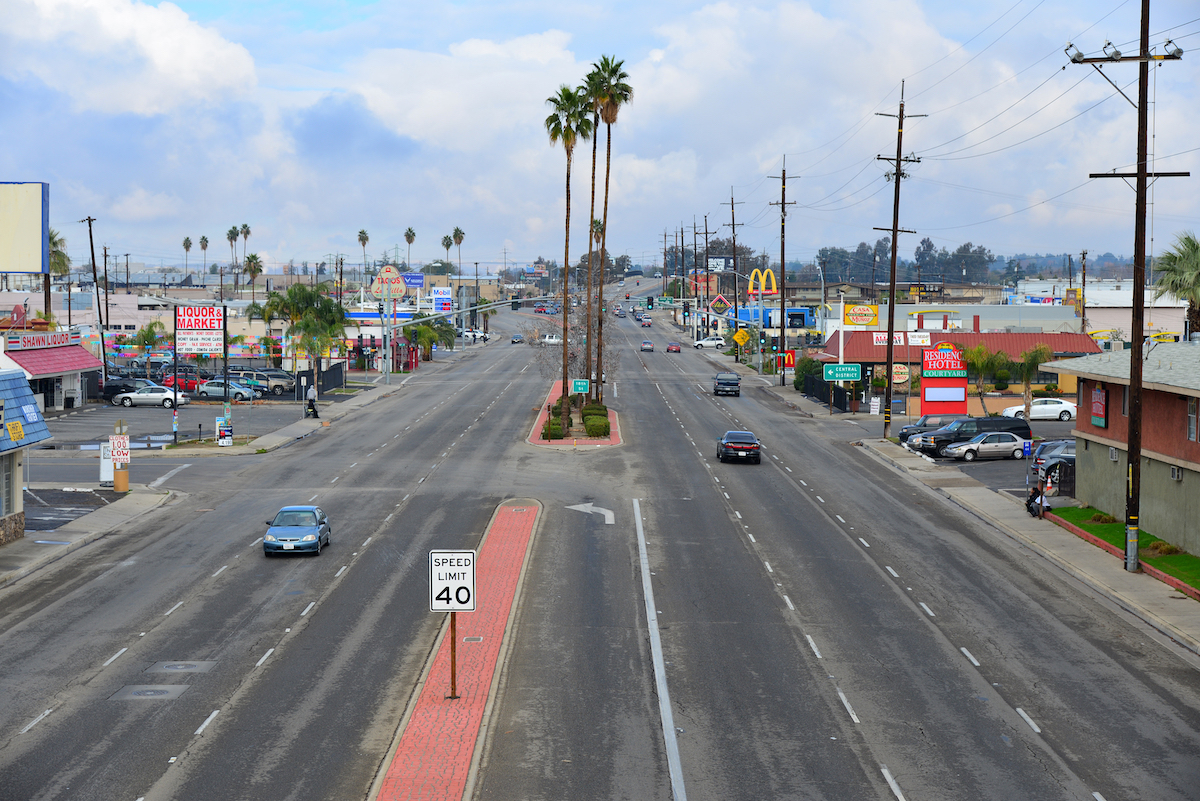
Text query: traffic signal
511 296 519 310
759 332 767 346
370 335 377 348
358 333 364 351
646 296 654 309
771 336 779 352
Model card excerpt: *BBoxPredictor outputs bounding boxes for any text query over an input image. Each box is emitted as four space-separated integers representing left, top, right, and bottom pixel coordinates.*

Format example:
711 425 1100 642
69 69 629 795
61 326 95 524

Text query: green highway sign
823 363 862 382
571 379 590 394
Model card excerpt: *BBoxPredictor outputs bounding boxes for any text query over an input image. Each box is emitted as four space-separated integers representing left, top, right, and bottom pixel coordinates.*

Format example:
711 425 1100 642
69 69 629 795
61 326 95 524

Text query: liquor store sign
176 306 224 355
5 330 81 350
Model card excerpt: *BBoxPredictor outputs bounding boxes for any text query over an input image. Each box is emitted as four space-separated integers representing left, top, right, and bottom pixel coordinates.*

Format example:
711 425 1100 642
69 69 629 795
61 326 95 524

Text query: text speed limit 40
429 549 476 612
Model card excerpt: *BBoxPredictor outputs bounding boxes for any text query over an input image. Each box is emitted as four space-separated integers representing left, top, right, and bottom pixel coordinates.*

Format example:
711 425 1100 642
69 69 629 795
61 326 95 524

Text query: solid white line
858 537 870 548
1016 708 1042 733
837 688 860 723
212 565 228 578
255 648 274 667
880 765 908 801
20 709 53 734
335 566 347 577
330 476 339 483
747 533 756 542
363 537 372 546
885 566 899 578
961 647 981 667
806 635 822 658
764 561 773 572
164 602 183 616
919 602 935 617
836 515 846 523
308 494 318 502
816 496 825 503
783 595 795 610
301 602 315 616
194 710 219 735
632 499 688 801
150 463 192 489
102 647 128 667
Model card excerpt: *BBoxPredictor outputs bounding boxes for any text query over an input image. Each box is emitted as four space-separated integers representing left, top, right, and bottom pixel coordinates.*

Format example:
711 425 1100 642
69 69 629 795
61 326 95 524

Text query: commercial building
0 369 53 545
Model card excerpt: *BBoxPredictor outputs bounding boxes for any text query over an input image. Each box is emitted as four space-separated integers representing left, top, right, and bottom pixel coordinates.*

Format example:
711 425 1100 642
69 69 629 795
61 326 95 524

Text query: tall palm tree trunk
561 158 572 434
597 123 614 404
584 114 599 400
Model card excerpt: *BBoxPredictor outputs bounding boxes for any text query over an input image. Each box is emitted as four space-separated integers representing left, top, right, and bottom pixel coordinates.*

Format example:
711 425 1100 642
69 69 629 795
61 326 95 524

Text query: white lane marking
961 647 981 667
194 710 219 735
330 476 339 483
858 538 870 548
837 688 860 723
150 463 192 489
349 462 357 468
783 595 795 610
255 648 275 667
723 492 729 499
881 765 908 801
164 602 183 616
335 566 347 577
886 566 900 578
747 533 756 542
836 515 846 523
785 467 792 472
713 476 719 483
764 561 773 573
816 496 825 503
1016 708 1042 733
806 635 822 658
308 494 318 502
20 709 53 734
249 537 262 548
363 537 372 546
919 602 936 617
212 565 228 578
1093 794 1108 801
632 499 688 801
402 494 409 502
418 477 425 483
735 511 742 519
102 647 127 667
301 602 315 616
799 480 807 486
384 513 393 523
772 454 779 461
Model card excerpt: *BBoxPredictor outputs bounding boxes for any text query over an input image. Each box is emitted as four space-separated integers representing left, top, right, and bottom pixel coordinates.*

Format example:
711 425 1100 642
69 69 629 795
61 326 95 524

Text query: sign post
430 549 476 700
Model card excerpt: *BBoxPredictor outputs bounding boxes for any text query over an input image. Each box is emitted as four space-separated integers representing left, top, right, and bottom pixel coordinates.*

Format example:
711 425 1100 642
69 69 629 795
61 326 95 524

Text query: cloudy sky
3 0 1198 275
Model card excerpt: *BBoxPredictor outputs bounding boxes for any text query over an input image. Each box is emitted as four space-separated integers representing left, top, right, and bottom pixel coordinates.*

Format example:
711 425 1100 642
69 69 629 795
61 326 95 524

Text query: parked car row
907 416 1034 458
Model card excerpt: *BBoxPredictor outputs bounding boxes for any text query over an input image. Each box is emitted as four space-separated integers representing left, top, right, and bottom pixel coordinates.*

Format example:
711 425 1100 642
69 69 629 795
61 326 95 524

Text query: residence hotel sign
920 342 968 415
175 305 224 355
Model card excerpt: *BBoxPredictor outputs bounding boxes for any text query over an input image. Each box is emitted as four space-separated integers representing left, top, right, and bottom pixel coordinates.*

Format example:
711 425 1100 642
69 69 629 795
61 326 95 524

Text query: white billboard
0 183 49 274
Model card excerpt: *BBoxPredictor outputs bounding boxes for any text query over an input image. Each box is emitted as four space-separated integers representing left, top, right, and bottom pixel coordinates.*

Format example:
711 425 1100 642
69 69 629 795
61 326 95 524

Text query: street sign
571 378 590 394
732 328 751 347
110 434 130 464
823 363 862 382
1023 440 1032 457
430 550 476 612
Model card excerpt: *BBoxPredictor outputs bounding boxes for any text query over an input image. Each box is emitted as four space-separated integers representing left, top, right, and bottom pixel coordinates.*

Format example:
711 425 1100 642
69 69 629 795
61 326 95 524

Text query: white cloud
0 0 255 115
109 186 180 221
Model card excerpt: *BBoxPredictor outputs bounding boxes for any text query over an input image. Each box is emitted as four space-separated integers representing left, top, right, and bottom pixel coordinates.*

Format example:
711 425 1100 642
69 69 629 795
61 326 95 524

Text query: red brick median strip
377 502 540 801
529 379 621 446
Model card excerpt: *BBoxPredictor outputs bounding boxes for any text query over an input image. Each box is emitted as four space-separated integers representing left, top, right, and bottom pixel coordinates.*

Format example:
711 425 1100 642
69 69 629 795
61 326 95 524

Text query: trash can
113 467 129 492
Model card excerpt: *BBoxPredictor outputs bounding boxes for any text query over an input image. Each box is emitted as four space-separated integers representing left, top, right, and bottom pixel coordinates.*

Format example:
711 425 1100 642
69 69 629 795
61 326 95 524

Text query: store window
0 453 12 518
1189 398 1197 442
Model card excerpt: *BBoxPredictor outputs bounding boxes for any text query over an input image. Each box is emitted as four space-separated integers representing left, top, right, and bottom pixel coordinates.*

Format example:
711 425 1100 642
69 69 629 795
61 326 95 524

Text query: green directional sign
823 363 862 382
571 378 590 394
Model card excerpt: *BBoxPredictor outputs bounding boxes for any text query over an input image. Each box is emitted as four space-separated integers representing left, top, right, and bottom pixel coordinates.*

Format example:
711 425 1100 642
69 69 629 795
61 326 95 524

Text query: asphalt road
1 308 1199 800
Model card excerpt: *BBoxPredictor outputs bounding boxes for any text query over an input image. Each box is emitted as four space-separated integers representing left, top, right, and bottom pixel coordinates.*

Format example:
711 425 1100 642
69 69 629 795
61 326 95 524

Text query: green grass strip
1053 506 1200 592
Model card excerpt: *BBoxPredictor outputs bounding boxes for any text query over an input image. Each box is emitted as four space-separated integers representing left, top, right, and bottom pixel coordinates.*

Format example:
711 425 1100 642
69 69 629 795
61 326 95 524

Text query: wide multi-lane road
2 309 1199 801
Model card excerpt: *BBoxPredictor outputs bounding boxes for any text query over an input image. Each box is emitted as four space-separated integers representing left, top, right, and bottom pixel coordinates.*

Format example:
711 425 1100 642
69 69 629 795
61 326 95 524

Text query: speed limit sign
429 550 476 612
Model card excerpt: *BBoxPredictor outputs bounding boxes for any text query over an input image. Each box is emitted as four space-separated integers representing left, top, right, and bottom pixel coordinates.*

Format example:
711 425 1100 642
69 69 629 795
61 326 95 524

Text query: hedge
543 421 565 439
581 404 608 417
584 416 611 437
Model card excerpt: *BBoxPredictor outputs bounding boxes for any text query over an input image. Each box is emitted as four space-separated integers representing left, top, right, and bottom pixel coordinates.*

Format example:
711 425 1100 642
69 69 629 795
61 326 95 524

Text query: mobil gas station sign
921 343 967 415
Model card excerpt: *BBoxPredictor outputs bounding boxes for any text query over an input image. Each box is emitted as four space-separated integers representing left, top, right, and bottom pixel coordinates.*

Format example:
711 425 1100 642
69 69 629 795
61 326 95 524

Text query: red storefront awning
5 345 103 378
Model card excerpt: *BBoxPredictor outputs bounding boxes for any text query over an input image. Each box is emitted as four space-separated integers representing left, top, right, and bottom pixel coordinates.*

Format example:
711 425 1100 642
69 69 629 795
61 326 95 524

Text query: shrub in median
581 403 608 417
584 416 611 437
543 421 565 439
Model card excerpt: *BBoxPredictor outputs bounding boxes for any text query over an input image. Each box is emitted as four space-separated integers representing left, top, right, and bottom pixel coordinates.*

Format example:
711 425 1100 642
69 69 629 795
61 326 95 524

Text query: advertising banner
402 272 425 288
907 331 931 346
843 304 878 326
431 287 452 313
176 305 225 355
872 332 906 346
1091 386 1107 428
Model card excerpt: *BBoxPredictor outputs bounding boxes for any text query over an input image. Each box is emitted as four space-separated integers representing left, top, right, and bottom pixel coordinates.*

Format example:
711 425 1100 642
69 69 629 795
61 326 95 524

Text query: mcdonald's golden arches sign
746 268 778 296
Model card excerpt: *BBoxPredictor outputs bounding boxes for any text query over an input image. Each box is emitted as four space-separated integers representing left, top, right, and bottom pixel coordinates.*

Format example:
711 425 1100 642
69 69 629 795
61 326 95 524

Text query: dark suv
898 413 971 444
713 372 741 396
913 417 1033 457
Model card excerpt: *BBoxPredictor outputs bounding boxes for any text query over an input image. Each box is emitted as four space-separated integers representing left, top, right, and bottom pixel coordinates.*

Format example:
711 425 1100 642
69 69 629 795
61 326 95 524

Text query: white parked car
694 335 726 349
1001 397 1077 421
539 334 563 346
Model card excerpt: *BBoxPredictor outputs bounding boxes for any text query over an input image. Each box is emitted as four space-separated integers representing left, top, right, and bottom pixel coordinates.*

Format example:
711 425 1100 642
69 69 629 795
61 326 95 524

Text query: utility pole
770 157 796 386
703 216 711 336
1068 11 1187 571
1080 249 1088 334
692 219 700 338
102 246 111 330
124 254 130 294
874 80 923 438
81 217 107 381
724 189 743 361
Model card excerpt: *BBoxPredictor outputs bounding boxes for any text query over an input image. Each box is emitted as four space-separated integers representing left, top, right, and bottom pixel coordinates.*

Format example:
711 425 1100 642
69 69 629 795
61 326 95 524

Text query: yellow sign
6 421 24 441
747 268 778 296
843 304 879 326
732 328 751 346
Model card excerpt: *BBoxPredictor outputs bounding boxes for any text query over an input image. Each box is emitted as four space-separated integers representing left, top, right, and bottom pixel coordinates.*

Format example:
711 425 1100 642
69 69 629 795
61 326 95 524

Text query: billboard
0 182 49 274
706 256 733 272
402 272 425 288
176 305 225 354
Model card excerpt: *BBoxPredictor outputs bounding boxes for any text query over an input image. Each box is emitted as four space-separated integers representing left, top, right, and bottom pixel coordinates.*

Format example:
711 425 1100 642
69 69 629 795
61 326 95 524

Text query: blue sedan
263 505 331 556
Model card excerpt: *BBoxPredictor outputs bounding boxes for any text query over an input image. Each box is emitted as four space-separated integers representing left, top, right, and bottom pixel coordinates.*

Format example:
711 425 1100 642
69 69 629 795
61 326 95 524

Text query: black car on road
717 431 761 463
897 413 971 444
713 372 741 396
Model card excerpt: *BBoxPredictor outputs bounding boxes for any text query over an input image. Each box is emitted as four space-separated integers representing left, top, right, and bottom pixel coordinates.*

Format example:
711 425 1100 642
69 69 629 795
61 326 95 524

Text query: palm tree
452 226 465 274
133 320 167 353
1011 344 1053 421
960 342 1009 416
404 227 416 269
441 235 453 263
409 314 456 360
359 229 370 277
546 84 593 433
240 224 251 265
48 228 70 276
592 55 633 404
226 226 239 265
261 283 352 386
183 237 192 275
244 253 264 303
1155 231 1200 338
199 235 209 275
581 67 604 397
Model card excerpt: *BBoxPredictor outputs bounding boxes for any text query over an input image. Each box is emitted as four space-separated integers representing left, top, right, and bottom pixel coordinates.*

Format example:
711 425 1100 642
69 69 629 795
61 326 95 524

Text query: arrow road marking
565 503 615 525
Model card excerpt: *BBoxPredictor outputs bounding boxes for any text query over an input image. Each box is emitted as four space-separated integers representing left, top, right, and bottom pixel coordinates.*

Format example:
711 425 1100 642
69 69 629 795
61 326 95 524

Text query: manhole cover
110 685 189 701
146 661 217 674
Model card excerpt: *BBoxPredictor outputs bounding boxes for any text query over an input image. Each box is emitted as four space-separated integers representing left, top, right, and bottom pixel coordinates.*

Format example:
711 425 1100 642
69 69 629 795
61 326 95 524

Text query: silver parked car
943 431 1030 461
112 385 191 408
196 380 254 401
